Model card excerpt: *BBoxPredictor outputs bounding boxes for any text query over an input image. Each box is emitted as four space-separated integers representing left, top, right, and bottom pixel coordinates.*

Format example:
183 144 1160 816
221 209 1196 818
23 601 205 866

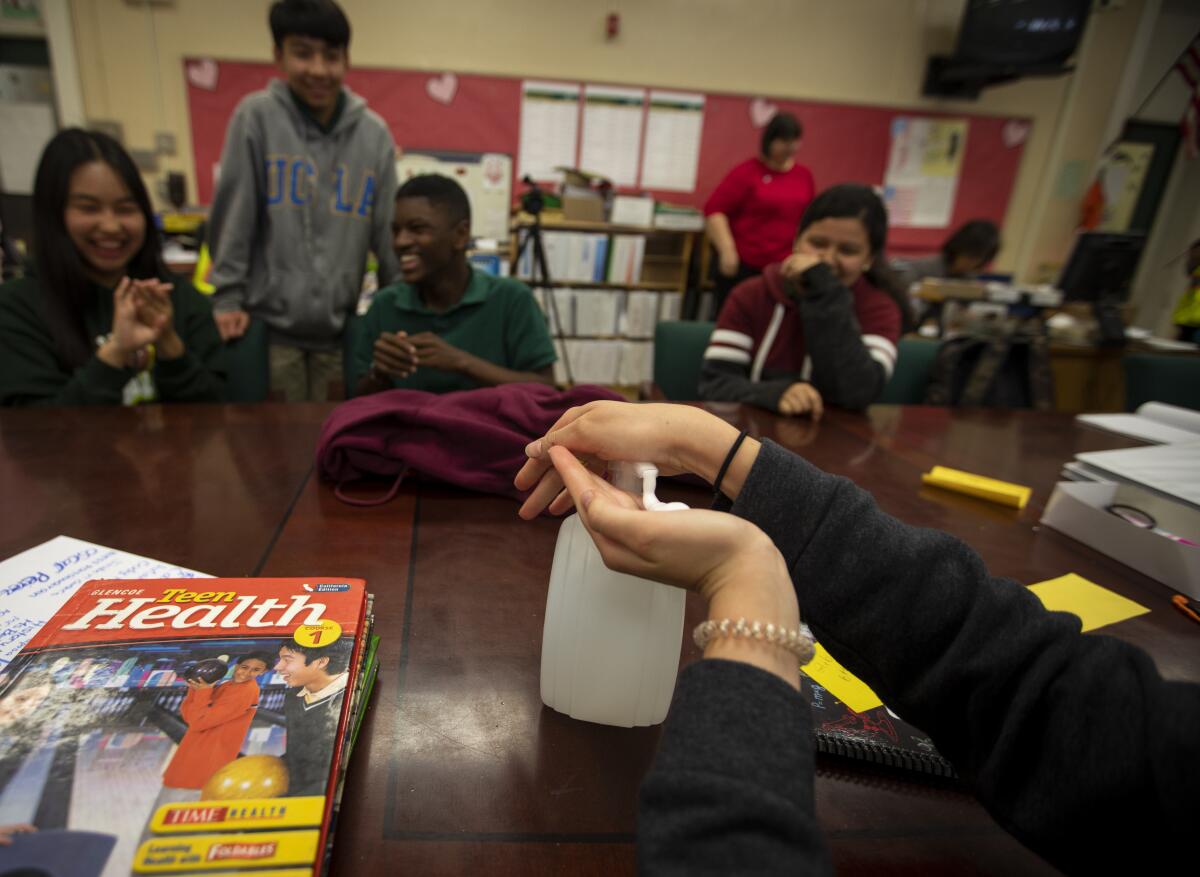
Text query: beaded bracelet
693 617 815 664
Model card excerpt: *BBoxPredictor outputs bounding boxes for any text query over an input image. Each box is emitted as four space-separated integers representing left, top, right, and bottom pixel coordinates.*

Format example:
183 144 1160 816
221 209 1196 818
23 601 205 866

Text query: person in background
1170 238 1200 344
207 0 399 401
350 174 556 396
892 219 1001 326
704 112 815 318
514 400 1198 874
699 184 907 416
0 129 225 406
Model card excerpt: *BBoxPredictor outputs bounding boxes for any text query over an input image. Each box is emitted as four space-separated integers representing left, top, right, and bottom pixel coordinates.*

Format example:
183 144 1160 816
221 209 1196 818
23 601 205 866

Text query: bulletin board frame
184 57 1032 255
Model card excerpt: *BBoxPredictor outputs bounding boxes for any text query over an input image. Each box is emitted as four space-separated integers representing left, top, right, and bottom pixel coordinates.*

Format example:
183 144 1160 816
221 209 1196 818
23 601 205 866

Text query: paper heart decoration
426 72 458 106
186 58 219 91
1002 119 1030 148
749 97 778 128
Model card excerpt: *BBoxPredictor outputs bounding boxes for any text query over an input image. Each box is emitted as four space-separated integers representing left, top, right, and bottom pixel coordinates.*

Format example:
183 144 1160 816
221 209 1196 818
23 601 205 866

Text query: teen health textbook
0 577 371 876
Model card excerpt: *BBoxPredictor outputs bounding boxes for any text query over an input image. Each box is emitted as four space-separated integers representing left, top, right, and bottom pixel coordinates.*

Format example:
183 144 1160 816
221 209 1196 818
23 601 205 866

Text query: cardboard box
1040 481 1200 599
562 193 605 223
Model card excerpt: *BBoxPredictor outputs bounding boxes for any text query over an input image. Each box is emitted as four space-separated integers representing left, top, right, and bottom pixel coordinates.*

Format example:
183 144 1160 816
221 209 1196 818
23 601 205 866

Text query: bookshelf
509 215 699 388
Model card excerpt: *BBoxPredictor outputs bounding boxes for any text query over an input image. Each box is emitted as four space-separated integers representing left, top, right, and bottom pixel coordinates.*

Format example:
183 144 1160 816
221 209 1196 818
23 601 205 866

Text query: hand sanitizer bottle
540 462 688 727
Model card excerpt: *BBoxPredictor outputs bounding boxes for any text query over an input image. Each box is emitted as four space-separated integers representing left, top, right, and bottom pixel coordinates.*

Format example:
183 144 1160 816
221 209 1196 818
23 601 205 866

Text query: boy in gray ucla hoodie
208 0 399 401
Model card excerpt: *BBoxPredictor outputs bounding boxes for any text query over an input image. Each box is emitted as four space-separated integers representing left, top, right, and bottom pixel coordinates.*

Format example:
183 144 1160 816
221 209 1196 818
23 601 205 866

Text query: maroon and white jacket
699 262 901 411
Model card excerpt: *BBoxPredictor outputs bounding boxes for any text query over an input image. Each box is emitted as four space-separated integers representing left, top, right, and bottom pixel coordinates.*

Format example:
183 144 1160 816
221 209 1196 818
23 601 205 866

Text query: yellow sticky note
800 642 883 714
1028 573 1150 631
921 466 1031 509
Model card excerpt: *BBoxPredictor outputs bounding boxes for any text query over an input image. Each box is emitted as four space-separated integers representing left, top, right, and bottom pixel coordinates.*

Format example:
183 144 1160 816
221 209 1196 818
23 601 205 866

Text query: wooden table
2 402 1195 875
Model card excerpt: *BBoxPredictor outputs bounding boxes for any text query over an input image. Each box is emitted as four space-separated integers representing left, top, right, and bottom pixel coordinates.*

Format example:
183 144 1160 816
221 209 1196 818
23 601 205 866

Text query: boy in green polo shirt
351 174 557 396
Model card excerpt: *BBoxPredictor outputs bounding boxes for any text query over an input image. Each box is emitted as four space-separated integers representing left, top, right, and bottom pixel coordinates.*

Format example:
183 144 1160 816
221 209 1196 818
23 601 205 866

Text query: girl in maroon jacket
700 184 910 416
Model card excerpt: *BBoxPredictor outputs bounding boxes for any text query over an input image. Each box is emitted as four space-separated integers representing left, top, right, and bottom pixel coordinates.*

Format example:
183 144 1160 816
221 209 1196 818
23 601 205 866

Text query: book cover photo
0 577 367 877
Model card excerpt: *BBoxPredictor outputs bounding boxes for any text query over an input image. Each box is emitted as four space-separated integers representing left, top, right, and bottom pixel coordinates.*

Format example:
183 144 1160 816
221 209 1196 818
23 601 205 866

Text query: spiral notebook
800 675 957 779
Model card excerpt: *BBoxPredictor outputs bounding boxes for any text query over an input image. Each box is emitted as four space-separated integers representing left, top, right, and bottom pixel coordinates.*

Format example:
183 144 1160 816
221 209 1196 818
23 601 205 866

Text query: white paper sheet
519 81 580 182
579 85 645 187
639 91 704 192
0 536 209 671
1075 442 1200 507
0 102 56 195
1077 402 1200 445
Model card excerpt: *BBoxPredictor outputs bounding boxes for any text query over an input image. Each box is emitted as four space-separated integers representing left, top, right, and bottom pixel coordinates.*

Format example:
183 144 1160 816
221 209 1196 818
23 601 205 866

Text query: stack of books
651 202 704 231
0 568 378 875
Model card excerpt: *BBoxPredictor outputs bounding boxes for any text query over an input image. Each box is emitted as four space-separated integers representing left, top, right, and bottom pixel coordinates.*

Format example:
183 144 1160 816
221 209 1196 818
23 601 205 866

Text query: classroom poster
396 150 513 242
640 91 705 192
883 117 968 228
518 81 580 182
579 84 645 187
1095 141 1155 233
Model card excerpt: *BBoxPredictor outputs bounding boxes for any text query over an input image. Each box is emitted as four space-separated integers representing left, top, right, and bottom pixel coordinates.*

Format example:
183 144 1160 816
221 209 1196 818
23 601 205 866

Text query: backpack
924 318 1054 409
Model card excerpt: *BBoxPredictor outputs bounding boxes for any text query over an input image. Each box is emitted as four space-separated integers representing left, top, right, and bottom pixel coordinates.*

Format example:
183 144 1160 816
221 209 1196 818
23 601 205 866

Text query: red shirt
704 158 816 269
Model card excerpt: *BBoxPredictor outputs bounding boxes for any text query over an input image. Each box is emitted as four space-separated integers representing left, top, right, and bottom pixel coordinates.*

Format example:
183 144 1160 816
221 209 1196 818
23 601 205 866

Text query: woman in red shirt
704 112 816 316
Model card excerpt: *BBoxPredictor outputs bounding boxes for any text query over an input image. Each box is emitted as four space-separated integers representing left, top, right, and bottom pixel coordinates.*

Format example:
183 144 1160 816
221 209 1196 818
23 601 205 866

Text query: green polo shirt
349 269 557 394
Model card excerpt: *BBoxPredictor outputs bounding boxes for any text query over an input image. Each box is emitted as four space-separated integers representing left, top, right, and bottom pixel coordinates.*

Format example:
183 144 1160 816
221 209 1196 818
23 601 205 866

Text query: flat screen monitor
1058 232 1146 302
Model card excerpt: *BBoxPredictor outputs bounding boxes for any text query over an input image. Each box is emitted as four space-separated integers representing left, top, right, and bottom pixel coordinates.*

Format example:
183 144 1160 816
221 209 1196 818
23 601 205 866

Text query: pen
1172 594 1200 625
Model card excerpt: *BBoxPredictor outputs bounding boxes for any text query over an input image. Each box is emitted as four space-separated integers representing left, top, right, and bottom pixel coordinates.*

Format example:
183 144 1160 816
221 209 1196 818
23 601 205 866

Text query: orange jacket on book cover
161 674 261 789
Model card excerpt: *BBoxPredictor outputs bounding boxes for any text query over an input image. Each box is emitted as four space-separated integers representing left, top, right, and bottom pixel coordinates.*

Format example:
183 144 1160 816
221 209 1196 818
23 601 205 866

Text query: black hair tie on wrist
712 430 749 500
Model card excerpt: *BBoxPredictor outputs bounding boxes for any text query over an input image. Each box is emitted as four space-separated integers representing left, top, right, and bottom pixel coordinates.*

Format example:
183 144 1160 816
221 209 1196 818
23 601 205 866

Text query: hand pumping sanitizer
540 462 688 728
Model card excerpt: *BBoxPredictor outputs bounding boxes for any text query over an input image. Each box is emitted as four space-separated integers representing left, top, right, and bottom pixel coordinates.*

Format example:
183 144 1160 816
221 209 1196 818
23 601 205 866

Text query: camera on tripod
520 175 545 217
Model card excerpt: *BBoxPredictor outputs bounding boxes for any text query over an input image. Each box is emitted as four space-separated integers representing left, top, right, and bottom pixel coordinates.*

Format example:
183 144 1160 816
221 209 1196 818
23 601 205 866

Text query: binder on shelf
622 291 660 339
618 340 654 385
608 235 646 286
575 290 621 336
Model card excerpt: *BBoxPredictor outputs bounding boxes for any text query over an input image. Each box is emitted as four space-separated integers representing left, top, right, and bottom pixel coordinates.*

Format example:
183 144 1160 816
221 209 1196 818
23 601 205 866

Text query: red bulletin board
184 58 1031 255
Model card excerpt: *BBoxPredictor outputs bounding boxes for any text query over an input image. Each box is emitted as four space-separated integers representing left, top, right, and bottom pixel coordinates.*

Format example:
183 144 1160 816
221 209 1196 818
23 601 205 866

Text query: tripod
515 178 575 385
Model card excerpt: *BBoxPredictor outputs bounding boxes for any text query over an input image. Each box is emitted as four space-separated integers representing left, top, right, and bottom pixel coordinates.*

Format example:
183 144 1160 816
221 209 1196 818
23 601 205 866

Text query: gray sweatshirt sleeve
208 104 263 314
638 659 830 875
698 359 794 411
795 263 885 411
720 439 1200 874
372 142 400 287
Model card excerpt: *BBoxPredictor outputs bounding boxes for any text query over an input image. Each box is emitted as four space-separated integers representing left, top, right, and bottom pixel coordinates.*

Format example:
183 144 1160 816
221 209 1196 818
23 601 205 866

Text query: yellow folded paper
1029 573 1150 631
800 642 883 714
921 465 1031 509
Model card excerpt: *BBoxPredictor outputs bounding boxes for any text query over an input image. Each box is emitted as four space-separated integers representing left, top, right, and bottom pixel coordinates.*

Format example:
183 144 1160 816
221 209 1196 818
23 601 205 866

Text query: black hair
942 219 1000 265
395 173 472 229
237 651 274 667
277 638 349 674
760 111 803 157
269 0 351 49
796 183 914 332
31 128 166 369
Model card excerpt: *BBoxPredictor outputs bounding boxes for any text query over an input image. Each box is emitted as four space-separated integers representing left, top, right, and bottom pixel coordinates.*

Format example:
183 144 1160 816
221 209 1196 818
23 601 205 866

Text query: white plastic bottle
540 462 688 728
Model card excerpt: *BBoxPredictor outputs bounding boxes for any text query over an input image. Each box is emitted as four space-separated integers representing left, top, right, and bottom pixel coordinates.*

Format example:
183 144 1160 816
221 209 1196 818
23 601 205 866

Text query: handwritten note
0 536 209 670
800 642 883 714
1028 573 1149 632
